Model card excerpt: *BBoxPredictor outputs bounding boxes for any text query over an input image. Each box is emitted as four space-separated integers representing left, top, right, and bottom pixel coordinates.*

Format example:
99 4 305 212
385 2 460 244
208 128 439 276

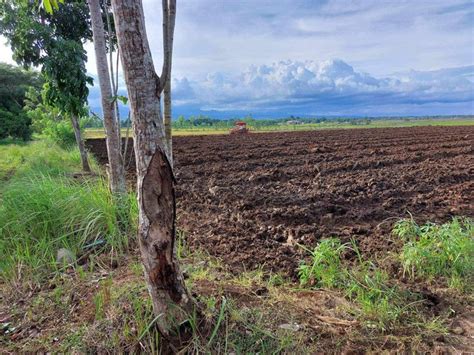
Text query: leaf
111 95 128 105
41 0 63 14
43 0 52 14
50 0 58 10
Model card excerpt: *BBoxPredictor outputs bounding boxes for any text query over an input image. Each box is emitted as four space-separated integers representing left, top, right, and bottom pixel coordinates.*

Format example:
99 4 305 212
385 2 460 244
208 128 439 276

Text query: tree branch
159 0 170 93
168 0 176 81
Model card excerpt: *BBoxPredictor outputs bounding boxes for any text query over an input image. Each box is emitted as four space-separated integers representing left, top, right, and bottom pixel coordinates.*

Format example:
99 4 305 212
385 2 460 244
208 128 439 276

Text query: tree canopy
0 0 91 67
42 38 92 116
0 62 42 140
1 0 93 109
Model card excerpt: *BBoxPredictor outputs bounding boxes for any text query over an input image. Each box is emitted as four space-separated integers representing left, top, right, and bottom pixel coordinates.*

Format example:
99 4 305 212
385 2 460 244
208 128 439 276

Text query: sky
1 0 474 118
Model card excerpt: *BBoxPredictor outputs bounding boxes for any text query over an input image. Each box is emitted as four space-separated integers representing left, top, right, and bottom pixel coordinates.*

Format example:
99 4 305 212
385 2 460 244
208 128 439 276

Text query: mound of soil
86 126 474 275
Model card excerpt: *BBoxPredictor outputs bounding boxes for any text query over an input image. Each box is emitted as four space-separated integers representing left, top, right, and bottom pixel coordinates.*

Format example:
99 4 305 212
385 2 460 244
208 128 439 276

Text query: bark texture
163 80 172 162
111 0 192 335
88 0 126 195
70 113 90 172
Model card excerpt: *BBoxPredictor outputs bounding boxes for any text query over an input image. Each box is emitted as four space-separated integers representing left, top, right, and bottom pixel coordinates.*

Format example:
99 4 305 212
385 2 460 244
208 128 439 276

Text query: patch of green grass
0 175 135 281
393 217 474 291
298 218 474 332
298 238 421 331
94 278 112 321
0 141 137 282
0 140 86 184
298 238 347 288
345 266 410 331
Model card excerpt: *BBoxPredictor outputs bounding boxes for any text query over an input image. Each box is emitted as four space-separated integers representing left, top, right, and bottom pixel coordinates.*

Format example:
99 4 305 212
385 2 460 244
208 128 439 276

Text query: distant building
286 120 303 125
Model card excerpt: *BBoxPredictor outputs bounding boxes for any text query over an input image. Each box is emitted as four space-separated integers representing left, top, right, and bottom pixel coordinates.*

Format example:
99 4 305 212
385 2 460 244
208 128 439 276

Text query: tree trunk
162 0 176 163
70 113 91 172
163 80 172 163
111 0 193 336
88 0 126 195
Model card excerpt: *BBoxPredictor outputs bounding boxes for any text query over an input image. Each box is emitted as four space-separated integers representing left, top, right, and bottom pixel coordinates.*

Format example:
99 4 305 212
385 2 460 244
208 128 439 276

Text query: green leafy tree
41 39 91 118
177 114 185 128
24 87 77 146
0 0 93 170
41 38 92 171
0 0 91 67
0 62 42 140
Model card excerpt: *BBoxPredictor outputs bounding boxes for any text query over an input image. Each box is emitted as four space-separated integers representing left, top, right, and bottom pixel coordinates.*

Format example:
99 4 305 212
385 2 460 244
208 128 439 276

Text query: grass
0 140 137 282
1 221 470 353
298 239 413 331
297 218 474 331
0 140 83 183
393 217 474 291
74 247 307 354
84 118 474 138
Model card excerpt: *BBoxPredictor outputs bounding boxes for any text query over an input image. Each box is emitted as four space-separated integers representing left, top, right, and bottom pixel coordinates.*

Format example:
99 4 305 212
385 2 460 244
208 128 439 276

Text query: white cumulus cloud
171 59 474 115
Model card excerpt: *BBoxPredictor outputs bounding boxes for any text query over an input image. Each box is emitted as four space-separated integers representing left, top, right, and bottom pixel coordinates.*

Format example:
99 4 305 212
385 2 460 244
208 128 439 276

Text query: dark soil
86 126 474 275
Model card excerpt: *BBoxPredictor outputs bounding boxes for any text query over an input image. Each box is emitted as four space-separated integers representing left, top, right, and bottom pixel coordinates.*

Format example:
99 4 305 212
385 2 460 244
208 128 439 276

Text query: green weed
297 238 347 288
346 267 409 330
298 238 418 331
94 278 112 320
394 218 474 290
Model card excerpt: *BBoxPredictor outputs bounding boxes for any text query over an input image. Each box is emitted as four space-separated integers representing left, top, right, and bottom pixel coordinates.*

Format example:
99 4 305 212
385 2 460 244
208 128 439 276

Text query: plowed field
86 126 474 275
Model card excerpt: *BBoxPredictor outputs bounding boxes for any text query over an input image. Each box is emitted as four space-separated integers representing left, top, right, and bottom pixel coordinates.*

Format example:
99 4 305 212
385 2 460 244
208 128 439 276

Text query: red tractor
230 121 249 134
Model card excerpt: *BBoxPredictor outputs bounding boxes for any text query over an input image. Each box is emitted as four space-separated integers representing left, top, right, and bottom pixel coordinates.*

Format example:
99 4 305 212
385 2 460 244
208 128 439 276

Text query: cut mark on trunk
141 147 183 303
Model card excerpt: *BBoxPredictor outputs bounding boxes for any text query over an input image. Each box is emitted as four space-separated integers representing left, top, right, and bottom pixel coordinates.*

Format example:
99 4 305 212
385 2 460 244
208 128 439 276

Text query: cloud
141 0 474 78
170 59 474 116
2 1 471 117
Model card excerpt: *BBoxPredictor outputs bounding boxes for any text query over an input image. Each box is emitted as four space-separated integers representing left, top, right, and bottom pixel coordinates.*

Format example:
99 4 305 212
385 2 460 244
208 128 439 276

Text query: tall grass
0 140 137 281
0 140 84 182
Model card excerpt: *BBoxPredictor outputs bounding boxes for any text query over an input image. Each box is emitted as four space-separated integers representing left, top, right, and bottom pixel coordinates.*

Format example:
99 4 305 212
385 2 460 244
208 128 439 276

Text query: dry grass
2 239 472 353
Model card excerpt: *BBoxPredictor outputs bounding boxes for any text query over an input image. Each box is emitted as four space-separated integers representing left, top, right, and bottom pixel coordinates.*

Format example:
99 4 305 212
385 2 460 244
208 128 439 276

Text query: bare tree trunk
111 0 193 336
88 0 126 195
70 113 91 172
163 80 172 163
162 0 176 163
105 5 123 146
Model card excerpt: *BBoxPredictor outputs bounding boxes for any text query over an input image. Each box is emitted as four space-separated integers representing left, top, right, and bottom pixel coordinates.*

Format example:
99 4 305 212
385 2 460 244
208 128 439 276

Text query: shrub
0 107 32 141
0 63 41 141
24 91 80 147
43 118 77 147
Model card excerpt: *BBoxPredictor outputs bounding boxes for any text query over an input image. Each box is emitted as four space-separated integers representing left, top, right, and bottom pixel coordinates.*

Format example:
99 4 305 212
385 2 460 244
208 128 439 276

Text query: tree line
0 61 103 144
